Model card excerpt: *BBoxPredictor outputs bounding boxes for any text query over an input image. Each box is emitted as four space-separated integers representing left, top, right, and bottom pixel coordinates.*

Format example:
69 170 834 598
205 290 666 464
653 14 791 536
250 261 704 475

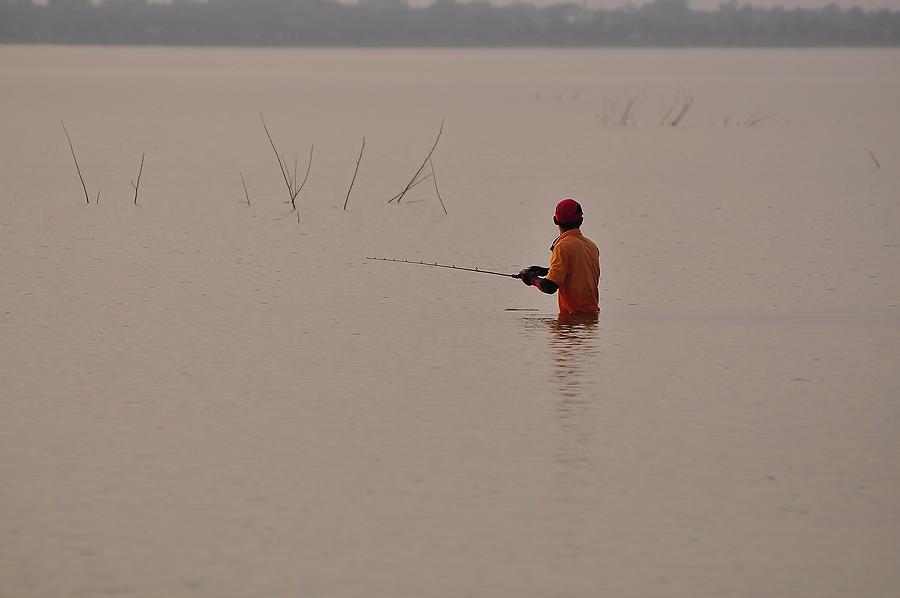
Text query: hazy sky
133 0 900 10
394 0 899 10
571 0 897 10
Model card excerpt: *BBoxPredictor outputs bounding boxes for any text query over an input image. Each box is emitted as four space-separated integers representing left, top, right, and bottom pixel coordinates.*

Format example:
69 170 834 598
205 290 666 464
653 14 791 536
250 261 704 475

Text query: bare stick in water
748 112 777 126
430 157 447 215
670 92 694 126
387 173 431 203
619 89 646 126
131 153 145 205
61 121 91 204
295 144 313 205
239 170 251 205
659 85 681 126
261 112 293 200
281 146 313 210
390 118 444 204
344 136 365 211
868 150 880 168
744 109 762 126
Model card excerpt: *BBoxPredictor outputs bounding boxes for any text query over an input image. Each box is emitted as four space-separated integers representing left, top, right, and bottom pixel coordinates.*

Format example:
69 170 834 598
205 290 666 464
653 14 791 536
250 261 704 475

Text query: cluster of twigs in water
595 90 647 126
590 88 784 128
594 87 695 127
260 112 313 213
62 121 145 205
255 115 446 215
62 113 448 215
659 86 694 126
387 118 447 215
721 109 778 126
74 99 874 213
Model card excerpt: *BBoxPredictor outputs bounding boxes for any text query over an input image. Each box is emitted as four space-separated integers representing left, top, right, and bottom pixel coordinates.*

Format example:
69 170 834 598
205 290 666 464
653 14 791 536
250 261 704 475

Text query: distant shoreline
1 0 898 47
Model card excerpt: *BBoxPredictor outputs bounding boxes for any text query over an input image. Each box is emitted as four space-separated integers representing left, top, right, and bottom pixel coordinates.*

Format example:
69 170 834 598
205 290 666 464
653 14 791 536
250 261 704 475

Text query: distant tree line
1 0 898 46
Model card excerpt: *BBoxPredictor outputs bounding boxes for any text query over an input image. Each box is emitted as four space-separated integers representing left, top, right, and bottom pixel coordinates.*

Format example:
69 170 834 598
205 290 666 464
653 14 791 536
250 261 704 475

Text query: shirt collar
550 228 581 251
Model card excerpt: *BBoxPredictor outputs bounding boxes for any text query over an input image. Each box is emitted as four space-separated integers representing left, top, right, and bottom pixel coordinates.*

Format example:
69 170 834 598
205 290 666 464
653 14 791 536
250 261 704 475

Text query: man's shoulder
560 230 595 247
581 234 598 250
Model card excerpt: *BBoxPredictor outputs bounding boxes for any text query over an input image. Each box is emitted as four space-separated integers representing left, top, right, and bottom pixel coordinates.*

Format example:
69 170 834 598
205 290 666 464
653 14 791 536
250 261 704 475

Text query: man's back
545 229 600 314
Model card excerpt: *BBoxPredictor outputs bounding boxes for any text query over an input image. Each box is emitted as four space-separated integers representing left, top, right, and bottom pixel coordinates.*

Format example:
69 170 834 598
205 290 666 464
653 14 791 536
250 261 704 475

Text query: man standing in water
519 199 601 314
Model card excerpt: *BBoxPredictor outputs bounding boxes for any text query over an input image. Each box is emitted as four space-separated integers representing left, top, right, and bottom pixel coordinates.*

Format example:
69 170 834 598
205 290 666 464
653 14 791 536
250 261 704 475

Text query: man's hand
518 265 548 286
518 268 535 286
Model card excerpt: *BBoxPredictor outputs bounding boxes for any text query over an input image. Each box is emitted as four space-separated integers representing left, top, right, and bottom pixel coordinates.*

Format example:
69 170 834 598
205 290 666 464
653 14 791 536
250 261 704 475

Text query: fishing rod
367 256 518 278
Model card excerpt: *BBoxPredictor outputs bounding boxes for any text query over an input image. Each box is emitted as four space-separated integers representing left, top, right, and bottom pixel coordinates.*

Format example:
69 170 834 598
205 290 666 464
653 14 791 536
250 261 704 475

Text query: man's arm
518 266 559 294
532 276 559 294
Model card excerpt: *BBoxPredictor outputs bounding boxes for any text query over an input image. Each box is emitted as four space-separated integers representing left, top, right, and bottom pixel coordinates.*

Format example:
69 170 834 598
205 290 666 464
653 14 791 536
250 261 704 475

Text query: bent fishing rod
367 256 518 278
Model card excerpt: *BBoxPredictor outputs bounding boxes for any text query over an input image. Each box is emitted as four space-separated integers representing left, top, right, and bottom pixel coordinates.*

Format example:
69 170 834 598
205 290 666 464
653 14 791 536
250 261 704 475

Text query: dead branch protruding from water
344 136 365 211
659 85 681 125
595 94 618 125
660 86 693 126
239 170 251 205
387 174 431 203
390 118 444 204
131 153 144 205
620 90 647 125
261 112 291 197
745 109 777 126
596 90 646 126
61 121 93 204
260 111 312 211
287 144 313 210
430 157 447 215
868 150 880 168
670 92 694 126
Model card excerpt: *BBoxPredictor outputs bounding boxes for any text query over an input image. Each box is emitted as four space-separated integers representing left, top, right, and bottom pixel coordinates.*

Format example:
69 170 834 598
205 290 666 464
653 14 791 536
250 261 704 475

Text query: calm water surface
1 46 899 597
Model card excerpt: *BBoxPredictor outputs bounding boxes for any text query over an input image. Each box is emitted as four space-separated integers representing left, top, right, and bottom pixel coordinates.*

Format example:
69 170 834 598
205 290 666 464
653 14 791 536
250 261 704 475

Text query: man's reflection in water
546 312 600 400
524 312 600 558
544 312 599 481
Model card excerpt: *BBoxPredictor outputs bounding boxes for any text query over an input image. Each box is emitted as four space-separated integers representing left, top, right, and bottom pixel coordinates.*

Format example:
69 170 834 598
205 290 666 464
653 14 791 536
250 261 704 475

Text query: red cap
554 199 583 224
